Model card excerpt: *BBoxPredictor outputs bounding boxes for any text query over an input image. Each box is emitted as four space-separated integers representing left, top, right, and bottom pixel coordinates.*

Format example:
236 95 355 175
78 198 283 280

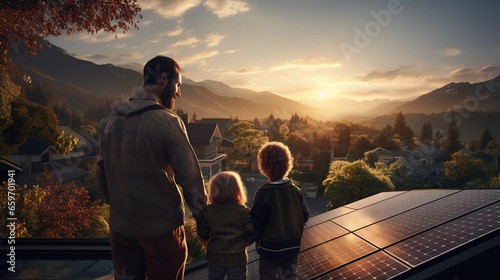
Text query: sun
319 91 328 99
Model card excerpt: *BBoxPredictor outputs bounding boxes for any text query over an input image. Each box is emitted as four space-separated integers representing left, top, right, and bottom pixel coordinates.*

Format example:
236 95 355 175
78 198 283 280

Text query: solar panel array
246 189 500 279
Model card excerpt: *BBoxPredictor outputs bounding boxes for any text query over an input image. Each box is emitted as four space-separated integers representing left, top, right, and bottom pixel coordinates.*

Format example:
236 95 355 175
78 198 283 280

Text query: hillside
363 111 500 143
10 40 326 120
389 77 500 114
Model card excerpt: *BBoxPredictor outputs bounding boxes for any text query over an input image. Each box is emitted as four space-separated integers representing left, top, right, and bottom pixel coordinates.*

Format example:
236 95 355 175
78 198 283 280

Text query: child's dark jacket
251 180 309 258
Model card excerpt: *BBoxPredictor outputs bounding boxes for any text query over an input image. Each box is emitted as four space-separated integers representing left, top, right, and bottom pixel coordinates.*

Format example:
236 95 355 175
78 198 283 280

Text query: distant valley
10 40 500 142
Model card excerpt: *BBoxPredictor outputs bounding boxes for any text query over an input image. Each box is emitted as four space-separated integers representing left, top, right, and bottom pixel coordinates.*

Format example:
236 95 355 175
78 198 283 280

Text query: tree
228 122 268 175
0 96 59 156
444 152 488 188
443 111 463 156
192 112 197 121
286 131 310 157
35 172 101 238
348 136 373 159
1 0 141 75
480 126 495 150
53 130 79 155
365 152 379 167
392 111 415 148
0 183 45 237
420 121 433 144
323 160 394 209
279 123 290 141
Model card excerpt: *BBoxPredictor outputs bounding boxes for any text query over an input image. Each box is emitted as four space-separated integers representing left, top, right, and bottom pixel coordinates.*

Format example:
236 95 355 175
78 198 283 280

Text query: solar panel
296 234 377 279
305 206 353 229
301 221 349 251
316 251 410 280
343 191 407 210
385 201 500 267
333 190 459 232
356 190 500 248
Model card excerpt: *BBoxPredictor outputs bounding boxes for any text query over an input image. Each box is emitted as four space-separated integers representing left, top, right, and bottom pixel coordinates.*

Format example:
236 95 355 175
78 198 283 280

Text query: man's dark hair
143 56 181 86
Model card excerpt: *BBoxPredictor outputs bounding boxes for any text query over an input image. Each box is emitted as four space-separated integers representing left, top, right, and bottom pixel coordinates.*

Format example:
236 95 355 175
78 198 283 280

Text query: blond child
198 171 257 280
251 142 309 280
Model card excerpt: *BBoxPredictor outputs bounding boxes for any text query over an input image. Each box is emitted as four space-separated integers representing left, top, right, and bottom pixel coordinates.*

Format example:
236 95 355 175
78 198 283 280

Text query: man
97 56 207 280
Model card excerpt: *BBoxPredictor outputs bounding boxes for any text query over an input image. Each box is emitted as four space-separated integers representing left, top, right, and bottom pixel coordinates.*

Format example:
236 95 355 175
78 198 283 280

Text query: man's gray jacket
97 92 207 237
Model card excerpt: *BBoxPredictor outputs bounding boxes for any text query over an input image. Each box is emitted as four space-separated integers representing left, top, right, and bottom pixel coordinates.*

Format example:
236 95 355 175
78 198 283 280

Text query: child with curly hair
251 142 309 280
198 171 257 280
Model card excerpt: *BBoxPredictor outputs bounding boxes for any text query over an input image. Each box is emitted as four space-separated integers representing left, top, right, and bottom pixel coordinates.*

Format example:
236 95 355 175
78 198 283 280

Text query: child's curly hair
208 171 247 205
258 142 294 182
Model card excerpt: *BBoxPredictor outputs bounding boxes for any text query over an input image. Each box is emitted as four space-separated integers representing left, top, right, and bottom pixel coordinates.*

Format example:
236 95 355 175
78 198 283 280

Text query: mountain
10 41 328 120
389 77 500 114
10 40 144 98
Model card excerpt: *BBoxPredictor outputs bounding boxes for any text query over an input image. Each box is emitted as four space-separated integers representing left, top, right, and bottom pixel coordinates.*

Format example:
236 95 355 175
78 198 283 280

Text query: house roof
365 147 394 157
186 123 221 145
243 189 500 279
0 156 22 171
17 138 52 155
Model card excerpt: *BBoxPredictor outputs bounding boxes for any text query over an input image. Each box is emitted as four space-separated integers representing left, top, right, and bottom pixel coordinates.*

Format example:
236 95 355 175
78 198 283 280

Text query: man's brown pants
110 226 187 280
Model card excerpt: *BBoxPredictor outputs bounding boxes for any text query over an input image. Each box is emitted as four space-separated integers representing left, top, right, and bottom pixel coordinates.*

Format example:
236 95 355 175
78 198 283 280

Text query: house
7 126 97 186
364 145 444 186
0 156 22 183
185 123 226 181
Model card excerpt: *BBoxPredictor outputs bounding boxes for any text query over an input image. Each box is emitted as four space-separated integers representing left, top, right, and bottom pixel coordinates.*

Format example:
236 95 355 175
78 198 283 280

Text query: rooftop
2 189 499 279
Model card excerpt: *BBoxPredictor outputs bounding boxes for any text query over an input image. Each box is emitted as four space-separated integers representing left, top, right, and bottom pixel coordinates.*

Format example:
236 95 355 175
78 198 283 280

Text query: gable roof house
6 126 96 186
186 123 226 181
365 145 444 187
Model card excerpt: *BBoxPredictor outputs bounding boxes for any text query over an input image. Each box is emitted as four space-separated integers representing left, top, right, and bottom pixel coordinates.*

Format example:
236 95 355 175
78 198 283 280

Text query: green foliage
53 130 79 155
349 136 373 159
480 126 495 150
365 152 378 167
392 111 416 148
185 217 207 264
279 123 290 141
444 152 488 188
227 121 268 174
0 95 58 156
323 160 394 209
286 131 310 156
0 183 45 238
443 111 463 156
420 121 433 144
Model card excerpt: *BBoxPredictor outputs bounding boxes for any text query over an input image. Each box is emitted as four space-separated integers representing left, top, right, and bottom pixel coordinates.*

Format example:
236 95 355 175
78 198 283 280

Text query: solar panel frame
316 251 410 280
296 233 377 279
333 190 459 232
355 190 500 249
343 191 407 210
301 221 349 251
385 201 500 267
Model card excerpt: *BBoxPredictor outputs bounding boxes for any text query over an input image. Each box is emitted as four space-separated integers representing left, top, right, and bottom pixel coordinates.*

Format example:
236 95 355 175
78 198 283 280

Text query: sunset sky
47 0 500 107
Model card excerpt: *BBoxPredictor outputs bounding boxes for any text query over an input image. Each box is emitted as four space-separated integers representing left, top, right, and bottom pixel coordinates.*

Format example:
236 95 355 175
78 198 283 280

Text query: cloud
353 67 419 82
204 0 250 18
69 32 131 43
234 67 261 74
172 36 200 47
224 50 236 54
204 33 225 47
140 0 201 19
270 57 342 71
443 48 462 56
114 43 126 49
141 20 153 26
86 52 144 62
162 26 184 37
178 50 219 65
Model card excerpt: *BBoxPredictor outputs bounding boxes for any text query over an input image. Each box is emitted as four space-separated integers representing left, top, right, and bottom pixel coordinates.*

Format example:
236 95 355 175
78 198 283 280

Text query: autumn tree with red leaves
35 172 102 238
0 0 142 75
